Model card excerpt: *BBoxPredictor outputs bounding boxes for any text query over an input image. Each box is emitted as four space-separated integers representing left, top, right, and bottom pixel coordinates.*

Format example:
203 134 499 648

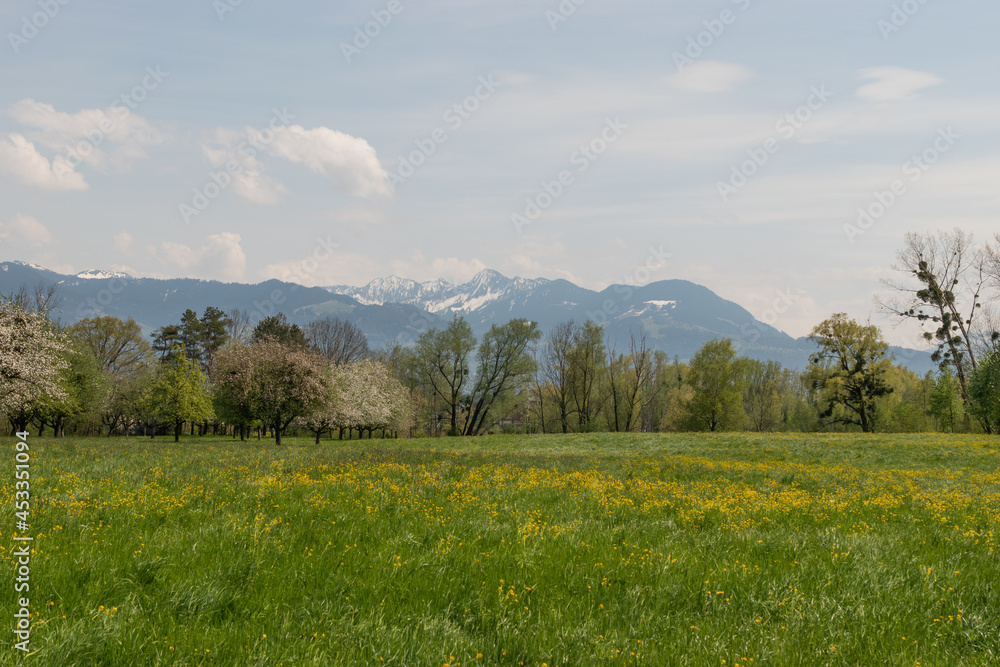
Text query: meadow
3 432 1000 666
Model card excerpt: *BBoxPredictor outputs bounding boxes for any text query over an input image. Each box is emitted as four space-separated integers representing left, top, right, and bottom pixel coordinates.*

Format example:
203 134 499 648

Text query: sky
0 0 997 346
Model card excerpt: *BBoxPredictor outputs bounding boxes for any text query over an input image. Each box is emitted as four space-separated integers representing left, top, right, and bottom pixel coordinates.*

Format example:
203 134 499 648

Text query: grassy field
3 432 1000 666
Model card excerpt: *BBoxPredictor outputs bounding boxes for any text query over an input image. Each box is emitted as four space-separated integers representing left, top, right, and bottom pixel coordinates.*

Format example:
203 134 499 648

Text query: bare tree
878 229 995 400
304 316 370 365
605 332 660 432
225 308 254 347
623 332 660 432
540 321 577 433
567 320 606 432
4 282 62 317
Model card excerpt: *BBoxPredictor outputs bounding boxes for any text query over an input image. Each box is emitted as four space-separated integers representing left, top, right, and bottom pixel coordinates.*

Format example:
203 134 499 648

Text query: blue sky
0 0 997 344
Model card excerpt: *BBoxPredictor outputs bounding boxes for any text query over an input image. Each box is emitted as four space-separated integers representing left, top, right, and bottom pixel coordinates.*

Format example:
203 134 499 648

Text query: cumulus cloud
201 128 289 205
0 133 87 190
0 99 167 190
856 67 944 103
158 232 246 282
263 125 392 197
0 215 54 247
198 124 391 205
8 98 168 170
666 61 754 93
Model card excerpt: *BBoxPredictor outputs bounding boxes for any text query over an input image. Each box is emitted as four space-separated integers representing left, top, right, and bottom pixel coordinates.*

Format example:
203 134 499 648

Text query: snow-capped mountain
327 270 553 315
75 269 135 280
0 261 935 371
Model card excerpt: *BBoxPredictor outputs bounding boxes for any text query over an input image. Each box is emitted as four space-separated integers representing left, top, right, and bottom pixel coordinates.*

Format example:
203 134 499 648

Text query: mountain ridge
0 261 935 373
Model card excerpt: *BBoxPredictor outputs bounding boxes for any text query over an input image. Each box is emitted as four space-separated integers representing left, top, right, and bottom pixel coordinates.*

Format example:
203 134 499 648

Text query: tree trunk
174 420 182 442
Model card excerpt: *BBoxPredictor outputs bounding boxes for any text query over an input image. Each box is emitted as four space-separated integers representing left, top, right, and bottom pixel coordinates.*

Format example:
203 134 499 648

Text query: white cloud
666 61 754 93
0 214 54 247
112 232 135 254
0 133 87 190
0 99 167 191
201 128 288 205
263 125 392 198
158 232 246 282
199 124 390 204
856 67 943 103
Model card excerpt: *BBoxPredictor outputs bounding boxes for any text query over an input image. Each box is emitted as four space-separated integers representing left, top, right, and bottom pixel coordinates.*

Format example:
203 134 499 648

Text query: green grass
3 432 1000 665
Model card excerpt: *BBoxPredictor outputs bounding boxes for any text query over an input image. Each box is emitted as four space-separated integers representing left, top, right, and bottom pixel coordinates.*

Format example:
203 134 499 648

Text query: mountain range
0 261 935 373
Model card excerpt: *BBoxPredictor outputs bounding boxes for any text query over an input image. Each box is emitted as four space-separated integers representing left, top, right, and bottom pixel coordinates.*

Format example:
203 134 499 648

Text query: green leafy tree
875 364 935 433
252 313 307 349
34 347 108 437
416 316 476 436
806 314 894 433
151 324 183 363
67 316 150 375
463 319 542 436
147 345 214 442
967 351 1000 434
927 366 965 433
179 309 203 363
680 338 745 432
102 368 151 437
197 307 231 376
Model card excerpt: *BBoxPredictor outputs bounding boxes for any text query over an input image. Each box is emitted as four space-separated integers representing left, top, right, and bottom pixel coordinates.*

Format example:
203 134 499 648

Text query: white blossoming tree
324 359 413 440
0 297 69 433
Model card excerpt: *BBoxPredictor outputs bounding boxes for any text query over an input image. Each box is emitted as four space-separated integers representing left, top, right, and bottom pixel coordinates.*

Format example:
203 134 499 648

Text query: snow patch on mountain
620 300 680 319
327 270 551 315
75 269 134 280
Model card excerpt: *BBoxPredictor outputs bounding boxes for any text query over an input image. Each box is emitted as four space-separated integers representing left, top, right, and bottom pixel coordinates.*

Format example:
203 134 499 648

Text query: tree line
2 229 999 440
